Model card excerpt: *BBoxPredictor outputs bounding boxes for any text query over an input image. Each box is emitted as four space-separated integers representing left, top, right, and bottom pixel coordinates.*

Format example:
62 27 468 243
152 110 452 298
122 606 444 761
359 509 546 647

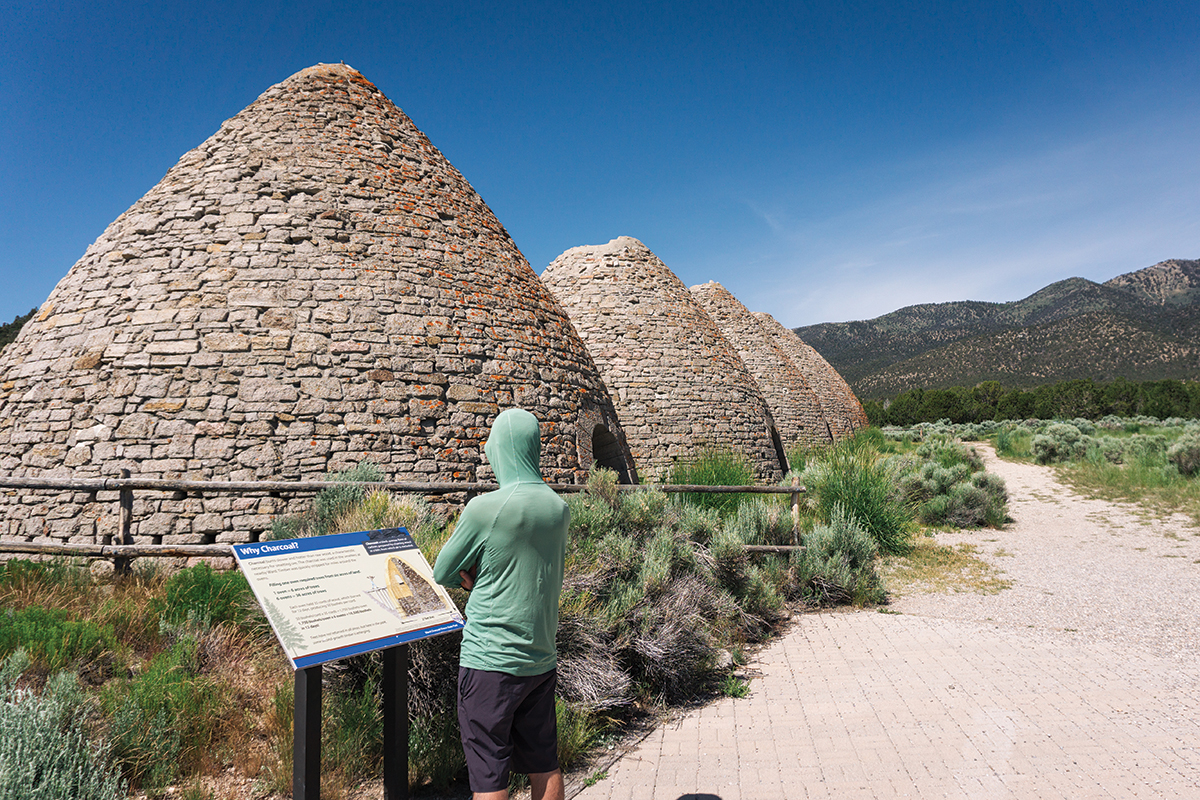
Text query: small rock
89 559 116 582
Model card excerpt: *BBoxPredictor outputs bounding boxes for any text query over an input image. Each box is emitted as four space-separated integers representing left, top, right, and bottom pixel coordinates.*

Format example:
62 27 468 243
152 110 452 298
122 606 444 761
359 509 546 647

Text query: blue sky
2 0 1197 327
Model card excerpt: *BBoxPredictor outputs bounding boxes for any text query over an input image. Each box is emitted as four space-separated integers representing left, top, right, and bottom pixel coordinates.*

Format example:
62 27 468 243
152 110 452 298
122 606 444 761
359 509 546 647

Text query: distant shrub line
864 377 1200 426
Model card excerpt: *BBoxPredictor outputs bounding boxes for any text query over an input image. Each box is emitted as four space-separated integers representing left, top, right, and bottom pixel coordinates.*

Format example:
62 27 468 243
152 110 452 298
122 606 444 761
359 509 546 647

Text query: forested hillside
796 259 1200 397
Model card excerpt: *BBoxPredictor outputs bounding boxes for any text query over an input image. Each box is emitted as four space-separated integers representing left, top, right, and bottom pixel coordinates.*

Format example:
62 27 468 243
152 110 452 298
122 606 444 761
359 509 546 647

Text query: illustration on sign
232 528 464 668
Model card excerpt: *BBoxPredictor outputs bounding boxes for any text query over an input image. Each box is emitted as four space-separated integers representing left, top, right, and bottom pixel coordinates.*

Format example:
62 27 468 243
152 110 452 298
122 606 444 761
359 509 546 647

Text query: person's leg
473 791 508 800
510 671 561 800
459 668 521 798
529 769 565 800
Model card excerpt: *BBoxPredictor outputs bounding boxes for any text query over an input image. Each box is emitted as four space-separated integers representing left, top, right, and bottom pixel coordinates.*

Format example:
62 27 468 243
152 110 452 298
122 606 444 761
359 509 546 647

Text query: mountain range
794 259 1200 399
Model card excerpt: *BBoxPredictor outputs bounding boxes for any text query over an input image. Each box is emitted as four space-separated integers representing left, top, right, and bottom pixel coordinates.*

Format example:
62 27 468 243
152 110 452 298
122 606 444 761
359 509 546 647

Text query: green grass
322 677 383 783
1058 458 1200 524
668 446 757 516
160 562 255 628
994 427 1033 459
556 699 601 769
102 636 226 791
720 673 750 698
799 437 915 554
0 606 120 672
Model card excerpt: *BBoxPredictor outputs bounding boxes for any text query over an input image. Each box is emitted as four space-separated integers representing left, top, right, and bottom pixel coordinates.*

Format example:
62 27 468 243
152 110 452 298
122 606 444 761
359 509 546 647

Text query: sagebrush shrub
621 488 669 533
0 652 126 800
795 506 883 606
675 503 722 546
1167 435 1200 477
724 499 794 547
1032 423 1094 464
915 436 983 472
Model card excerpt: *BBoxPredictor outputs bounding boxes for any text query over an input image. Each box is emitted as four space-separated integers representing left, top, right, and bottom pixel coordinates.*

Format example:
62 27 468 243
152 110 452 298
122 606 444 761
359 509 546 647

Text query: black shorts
457 666 559 793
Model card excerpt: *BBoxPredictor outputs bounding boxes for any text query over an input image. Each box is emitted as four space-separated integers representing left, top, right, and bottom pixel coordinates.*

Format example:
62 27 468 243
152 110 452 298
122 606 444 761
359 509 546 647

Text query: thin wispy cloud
735 111 1200 326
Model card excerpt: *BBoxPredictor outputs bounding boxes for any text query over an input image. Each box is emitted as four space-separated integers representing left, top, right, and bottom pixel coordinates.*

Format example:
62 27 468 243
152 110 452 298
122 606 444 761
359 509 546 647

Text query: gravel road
893 445 1200 665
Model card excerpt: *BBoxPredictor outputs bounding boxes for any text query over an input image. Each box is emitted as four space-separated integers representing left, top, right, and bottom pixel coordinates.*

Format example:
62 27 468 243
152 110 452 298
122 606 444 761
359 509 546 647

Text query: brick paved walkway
571 610 1200 799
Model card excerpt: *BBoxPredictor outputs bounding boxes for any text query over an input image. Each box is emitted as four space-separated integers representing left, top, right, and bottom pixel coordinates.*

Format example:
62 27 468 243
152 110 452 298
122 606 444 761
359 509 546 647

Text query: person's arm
432 504 485 588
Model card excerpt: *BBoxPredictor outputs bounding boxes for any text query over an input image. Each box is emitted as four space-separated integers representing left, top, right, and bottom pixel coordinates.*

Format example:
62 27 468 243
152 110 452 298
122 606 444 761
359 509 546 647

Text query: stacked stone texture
753 312 869 436
541 237 786 481
689 282 833 449
0 64 634 546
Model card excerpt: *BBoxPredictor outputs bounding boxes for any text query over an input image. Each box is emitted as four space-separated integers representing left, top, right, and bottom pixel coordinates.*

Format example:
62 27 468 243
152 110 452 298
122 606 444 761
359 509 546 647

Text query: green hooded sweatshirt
432 408 569 675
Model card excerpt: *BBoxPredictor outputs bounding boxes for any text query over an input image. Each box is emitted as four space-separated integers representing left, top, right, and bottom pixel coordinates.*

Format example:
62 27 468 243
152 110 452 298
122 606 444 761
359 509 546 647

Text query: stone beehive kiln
689 281 833 448
753 312 869 437
541 237 787 481
0 63 636 546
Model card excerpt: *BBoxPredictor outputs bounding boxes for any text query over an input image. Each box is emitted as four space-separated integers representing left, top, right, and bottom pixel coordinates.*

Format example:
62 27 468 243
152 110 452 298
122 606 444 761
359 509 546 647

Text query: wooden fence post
116 468 133 574
790 475 802 547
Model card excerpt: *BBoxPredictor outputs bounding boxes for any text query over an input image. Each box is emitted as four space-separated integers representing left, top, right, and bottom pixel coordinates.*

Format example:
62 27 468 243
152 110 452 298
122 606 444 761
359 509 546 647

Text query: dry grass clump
332 490 444 540
883 538 1012 595
559 467 821 713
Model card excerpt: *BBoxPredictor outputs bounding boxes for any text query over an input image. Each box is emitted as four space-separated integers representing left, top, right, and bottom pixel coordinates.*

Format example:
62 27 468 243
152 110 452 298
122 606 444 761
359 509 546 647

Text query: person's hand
459 564 478 591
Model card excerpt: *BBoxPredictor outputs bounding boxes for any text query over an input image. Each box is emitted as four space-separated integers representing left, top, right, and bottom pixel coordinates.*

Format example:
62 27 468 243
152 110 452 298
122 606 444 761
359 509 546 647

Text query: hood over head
484 408 544 486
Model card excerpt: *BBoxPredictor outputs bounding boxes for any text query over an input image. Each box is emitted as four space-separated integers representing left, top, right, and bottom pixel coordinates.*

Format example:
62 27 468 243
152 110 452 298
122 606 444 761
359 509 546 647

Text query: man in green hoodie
432 408 569 800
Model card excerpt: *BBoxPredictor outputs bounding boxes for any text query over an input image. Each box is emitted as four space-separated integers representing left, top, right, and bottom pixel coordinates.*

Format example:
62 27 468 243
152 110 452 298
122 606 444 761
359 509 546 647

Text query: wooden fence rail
0 476 799 495
0 475 805 558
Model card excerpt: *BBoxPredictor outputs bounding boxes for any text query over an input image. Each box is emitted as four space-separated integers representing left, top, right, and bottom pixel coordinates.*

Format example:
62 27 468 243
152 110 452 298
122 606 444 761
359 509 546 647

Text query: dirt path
572 446 1200 799
893 445 1200 664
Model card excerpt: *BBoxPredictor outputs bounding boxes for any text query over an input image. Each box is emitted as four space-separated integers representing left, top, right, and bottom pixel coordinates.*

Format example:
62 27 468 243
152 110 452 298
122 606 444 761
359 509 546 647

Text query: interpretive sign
233 528 464 669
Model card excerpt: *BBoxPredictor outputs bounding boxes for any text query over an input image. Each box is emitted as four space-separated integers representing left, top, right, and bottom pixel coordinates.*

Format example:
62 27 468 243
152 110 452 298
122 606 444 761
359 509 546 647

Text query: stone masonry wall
690 282 832 449
0 64 634 546
541 237 786 482
754 312 869 437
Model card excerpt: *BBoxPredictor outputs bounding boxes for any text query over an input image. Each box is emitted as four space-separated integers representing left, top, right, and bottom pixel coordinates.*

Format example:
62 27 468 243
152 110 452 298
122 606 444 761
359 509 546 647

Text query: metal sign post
291 644 410 800
383 645 410 800
293 664 322 800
